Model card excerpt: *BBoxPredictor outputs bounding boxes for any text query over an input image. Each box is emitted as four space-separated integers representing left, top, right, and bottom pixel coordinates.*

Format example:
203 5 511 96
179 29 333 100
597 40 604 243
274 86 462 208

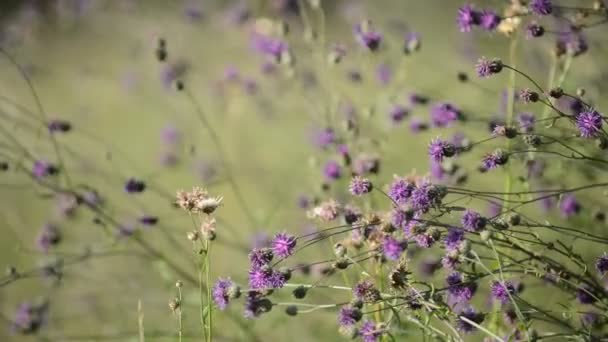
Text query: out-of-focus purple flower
349 176 373 196
576 110 603 138
271 232 296 258
419 258 440 277
559 194 581 218
47 119 71 133
576 286 597 304
213 278 238 310
461 210 486 232
517 112 536 132
596 253 608 275
446 272 477 303
161 124 180 145
457 4 480 32
382 236 406 260
456 307 484 333
359 320 382 342
481 150 507 170
409 117 429 133
11 302 48 335
354 23 382 51
479 10 501 31
403 32 421 54
36 223 60 253
243 78 258 95
353 154 380 175
444 228 465 251
519 88 539 104
160 61 188 89
491 280 517 304
389 105 408 124
243 291 272 319
251 33 287 61
223 66 240 82
376 63 392 86
353 280 380 302
431 103 460 128
430 160 445 181
139 216 158 226
310 127 335 149
183 1 203 22
530 0 553 16
390 208 418 236
526 22 545 38
475 57 503 78
124 178 146 193
409 93 429 106
487 202 502 217
323 160 342 181
337 306 361 326
557 31 588 57
159 151 179 167
32 160 57 178
414 232 436 248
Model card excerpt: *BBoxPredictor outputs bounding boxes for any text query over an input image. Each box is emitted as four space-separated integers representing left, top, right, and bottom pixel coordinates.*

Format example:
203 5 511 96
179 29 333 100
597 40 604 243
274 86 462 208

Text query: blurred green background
1 0 607 341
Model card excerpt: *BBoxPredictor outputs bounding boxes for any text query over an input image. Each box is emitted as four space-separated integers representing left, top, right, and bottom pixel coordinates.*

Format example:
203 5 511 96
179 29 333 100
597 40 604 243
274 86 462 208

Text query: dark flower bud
494 149 509 165
279 268 292 281
285 305 298 316
292 286 308 299
523 135 541 147
175 80 184 91
508 213 521 226
593 210 606 222
156 47 167 62
549 87 563 98
350 299 364 309
0 161 8 171
457 72 468 82
333 259 350 270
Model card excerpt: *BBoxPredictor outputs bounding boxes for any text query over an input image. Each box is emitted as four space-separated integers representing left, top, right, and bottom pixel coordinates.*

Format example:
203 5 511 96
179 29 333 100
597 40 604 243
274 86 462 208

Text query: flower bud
333 243 347 258
187 231 199 241
285 305 298 316
293 286 308 299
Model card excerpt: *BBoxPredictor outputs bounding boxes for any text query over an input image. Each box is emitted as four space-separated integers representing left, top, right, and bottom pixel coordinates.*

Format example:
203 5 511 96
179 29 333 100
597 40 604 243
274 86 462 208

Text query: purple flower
491 280 517 304
124 178 146 193
353 280 380 302
576 110 602 138
430 160 445 181
446 272 477 303
517 112 536 132
487 202 502 217
248 266 285 290
388 105 408 124
596 253 608 275
337 306 362 326
411 181 442 213
388 177 416 205
428 138 455 162
559 194 581 218
414 233 436 248
557 31 588 57
390 208 418 236
359 320 382 342
409 117 429 133
526 23 545 38
530 0 553 16
481 150 507 170
461 210 487 232
409 93 429 106
354 23 382 51
249 248 274 268
456 307 484 333
271 232 296 258
475 57 503 78
576 286 596 304
376 64 392 86
213 278 236 310
444 228 465 251
36 223 60 253
311 127 335 149
11 302 48 334
251 33 287 61
349 176 373 196
243 291 272 319
32 160 57 178
382 236 406 260
430 103 460 128
323 160 342 181
457 4 480 32
479 10 501 31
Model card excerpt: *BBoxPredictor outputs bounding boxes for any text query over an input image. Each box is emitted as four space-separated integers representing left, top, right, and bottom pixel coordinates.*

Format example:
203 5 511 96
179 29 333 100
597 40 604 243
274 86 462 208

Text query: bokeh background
1 0 607 341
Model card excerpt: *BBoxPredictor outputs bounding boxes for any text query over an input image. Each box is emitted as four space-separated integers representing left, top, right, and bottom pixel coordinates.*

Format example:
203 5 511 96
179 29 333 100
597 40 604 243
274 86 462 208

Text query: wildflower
428 138 456 162
444 228 465 251
213 278 240 310
200 218 217 240
461 210 487 232
311 127 335 149
359 320 383 342
307 199 341 222
576 110 602 138
353 280 381 303
409 117 429 133
337 306 362 326
249 248 274 268
481 149 508 170
430 103 460 128
251 33 288 61
388 177 416 205
376 64 392 86
11 302 48 335
33 161 58 178
403 32 421 54
526 23 544 38
271 232 296 258
243 291 272 318
475 57 503 78
517 112 536 132
125 178 146 193
323 160 342 181
411 181 444 213
576 286 597 304
352 154 380 175
175 187 223 214
36 223 61 253
456 307 484 333
354 21 382 51
349 176 373 196
446 272 477 303
382 236 406 261
479 10 501 31
457 4 480 32
529 0 553 16
409 93 429 106
519 89 539 103
388 104 408 124
490 280 517 304
596 253 608 275
559 194 581 218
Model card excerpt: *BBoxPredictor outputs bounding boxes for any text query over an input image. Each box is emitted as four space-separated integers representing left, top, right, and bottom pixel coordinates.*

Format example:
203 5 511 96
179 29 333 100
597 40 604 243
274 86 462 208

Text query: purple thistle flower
36 223 60 253
444 228 465 251
124 178 146 193
323 160 342 181
490 280 517 304
557 31 588 57
441 254 460 270
414 233 436 248
559 194 581 218
595 253 608 275
11 302 48 335
354 23 382 51
271 232 296 258
388 177 416 205
481 152 500 170
249 248 274 268
390 208 417 236
251 33 287 61
430 160 445 181
526 23 545 38
457 4 480 32
517 112 536 132
461 210 487 232
212 278 235 310
161 125 180 145
475 57 503 78
456 307 484 333
243 291 272 319
530 0 553 16
349 176 373 196
518 88 539 104
311 127 335 149
446 272 477 303
32 160 57 178
479 10 501 31
428 138 456 162
430 103 460 128
487 202 502 217
411 181 440 213
388 104 408 124
359 320 382 342
382 236 406 260
353 154 380 176
337 306 362 326
376 63 392 86
409 117 429 133
353 280 380 302
576 286 596 304
576 110 602 138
